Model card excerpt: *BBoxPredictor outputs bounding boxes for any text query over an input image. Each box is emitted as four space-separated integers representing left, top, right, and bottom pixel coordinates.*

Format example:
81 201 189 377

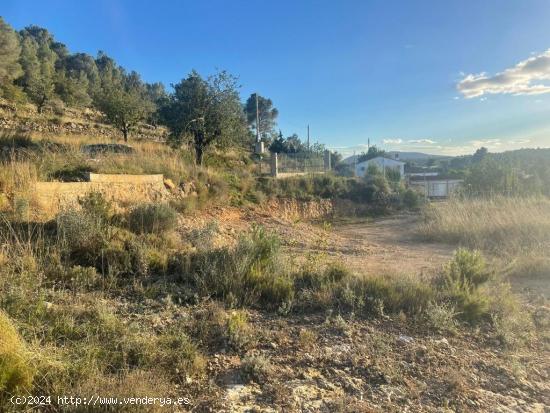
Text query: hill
343 151 450 165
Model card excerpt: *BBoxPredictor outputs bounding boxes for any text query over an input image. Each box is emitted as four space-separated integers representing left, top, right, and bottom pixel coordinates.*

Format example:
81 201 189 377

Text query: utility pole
353 150 357 177
255 93 260 143
307 124 310 151
254 93 264 155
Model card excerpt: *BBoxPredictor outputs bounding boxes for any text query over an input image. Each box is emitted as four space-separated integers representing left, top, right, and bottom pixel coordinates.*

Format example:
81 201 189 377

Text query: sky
3 0 550 156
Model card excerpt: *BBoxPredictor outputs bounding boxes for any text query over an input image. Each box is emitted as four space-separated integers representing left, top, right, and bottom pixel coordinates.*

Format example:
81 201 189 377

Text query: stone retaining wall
34 174 169 218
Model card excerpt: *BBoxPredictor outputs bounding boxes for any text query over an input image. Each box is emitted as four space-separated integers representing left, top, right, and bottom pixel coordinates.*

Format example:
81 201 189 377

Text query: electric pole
307 124 310 151
255 93 260 143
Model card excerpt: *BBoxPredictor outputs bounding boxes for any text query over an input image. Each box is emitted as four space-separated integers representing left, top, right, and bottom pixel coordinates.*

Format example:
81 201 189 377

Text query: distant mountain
342 151 451 164
386 151 451 161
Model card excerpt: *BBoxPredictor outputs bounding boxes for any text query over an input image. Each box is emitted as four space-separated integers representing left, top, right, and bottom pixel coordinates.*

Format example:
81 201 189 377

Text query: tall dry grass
420 196 550 255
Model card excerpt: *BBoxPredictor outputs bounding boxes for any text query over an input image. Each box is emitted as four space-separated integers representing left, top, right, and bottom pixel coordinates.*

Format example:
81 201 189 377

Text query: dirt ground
314 215 454 276
175 204 549 412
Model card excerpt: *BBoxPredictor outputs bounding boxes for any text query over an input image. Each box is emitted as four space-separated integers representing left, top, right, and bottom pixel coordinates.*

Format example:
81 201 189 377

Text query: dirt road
282 214 455 277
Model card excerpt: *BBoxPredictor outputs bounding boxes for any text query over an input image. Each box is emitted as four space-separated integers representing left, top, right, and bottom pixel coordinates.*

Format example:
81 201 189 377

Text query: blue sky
3 0 550 155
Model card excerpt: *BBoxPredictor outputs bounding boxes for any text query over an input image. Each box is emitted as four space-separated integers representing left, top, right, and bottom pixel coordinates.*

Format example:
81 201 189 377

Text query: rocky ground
171 204 550 412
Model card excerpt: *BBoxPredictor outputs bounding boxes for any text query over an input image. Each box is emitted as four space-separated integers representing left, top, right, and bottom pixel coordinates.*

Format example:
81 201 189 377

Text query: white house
355 156 405 178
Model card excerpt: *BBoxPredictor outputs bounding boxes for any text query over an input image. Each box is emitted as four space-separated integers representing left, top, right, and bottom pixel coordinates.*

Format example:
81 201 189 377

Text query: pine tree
0 17 23 94
19 28 57 112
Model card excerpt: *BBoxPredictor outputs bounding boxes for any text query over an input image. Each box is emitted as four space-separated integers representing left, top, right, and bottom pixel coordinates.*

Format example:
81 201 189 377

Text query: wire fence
277 152 325 174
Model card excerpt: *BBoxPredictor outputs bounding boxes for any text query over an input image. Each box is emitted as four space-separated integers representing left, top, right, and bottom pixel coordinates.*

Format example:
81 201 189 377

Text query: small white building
409 176 463 198
355 156 405 178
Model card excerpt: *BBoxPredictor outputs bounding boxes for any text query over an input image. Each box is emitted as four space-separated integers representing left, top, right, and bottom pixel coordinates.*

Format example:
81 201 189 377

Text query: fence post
271 153 278 178
324 150 331 171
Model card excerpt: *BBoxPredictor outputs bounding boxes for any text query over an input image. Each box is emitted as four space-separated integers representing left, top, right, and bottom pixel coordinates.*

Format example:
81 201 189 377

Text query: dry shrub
420 196 550 255
506 254 550 280
240 354 272 384
73 370 175 413
0 311 34 394
127 203 178 235
190 302 256 353
297 328 318 351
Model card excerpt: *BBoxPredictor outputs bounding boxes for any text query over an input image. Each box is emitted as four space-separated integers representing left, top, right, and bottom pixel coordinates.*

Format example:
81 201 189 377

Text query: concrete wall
34 174 169 218
355 157 405 178
87 173 164 184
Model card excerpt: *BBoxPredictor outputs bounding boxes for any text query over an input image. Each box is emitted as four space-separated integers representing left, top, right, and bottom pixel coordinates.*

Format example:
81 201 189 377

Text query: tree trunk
122 126 128 142
37 95 47 114
194 133 205 166
195 143 203 166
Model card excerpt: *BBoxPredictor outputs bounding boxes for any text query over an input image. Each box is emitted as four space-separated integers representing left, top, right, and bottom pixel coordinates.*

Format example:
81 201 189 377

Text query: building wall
410 179 463 198
355 157 405 178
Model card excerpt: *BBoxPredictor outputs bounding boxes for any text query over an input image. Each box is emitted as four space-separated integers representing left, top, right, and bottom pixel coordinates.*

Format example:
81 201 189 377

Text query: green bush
402 188 420 209
435 249 494 324
128 203 178 234
57 209 108 267
155 329 206 379
443 249 491 290
226 310 256 352
187 226 293 308
78 192 113 222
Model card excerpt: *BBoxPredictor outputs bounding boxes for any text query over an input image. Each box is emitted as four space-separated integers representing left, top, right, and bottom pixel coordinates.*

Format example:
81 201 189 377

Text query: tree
244 93 278 141
472 147 488 163
18 27 57 112
0 17 22 92
269 130 286 153
63 53 100 98
55 70 92 107
96 87 154 141
161 70 247 165
357 145 386 162
145 82 168 125
95 51 125 98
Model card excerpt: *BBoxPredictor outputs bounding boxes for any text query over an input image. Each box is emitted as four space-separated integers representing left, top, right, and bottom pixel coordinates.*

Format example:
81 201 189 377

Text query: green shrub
155 330 206 379
0 311 34 394
226 310 256 352
128 203 178 235
57 209 108 267
78 192 113 222
402 188 420 209
295 262 351 291
187 226 293 308
443 249 491 291
351 275 435 316
436 249 495 324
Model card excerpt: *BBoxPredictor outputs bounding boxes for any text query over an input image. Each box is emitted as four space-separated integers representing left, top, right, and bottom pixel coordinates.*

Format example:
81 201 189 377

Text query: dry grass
420 196 550 255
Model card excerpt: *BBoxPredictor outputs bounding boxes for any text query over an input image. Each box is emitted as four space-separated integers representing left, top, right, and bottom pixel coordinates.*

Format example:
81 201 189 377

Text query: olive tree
96 87 154 141
161 70 247 165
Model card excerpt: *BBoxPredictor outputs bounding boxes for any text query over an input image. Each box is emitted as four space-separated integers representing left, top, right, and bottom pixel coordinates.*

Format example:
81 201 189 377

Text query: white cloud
457 49 550 98
382 138 403 145
510 138 531 145
469 139 502 149
408 139 436 144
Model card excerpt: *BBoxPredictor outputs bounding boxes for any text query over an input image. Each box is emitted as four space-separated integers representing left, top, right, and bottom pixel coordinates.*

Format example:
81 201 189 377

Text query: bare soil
176 204 549 412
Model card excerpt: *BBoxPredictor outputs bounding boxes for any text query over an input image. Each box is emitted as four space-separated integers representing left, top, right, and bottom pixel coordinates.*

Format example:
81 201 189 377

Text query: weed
240 354 272 384
127 203 178 235
0 311 34 394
